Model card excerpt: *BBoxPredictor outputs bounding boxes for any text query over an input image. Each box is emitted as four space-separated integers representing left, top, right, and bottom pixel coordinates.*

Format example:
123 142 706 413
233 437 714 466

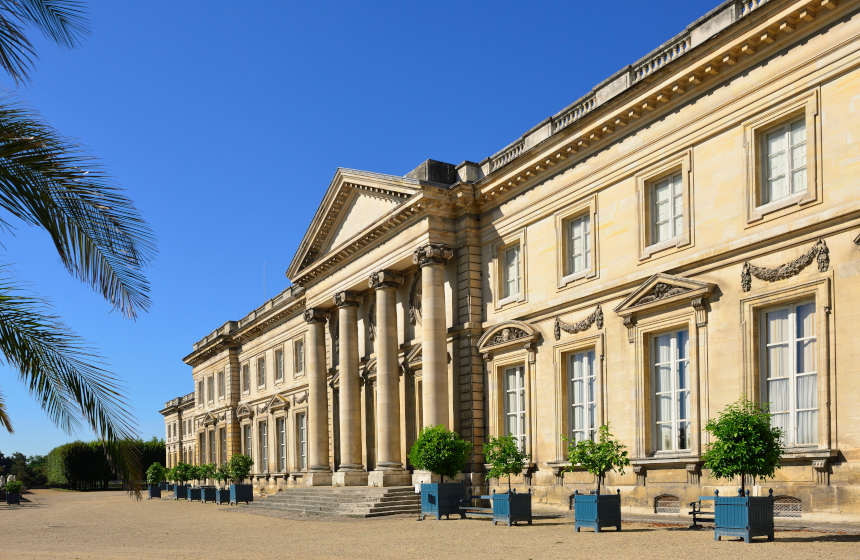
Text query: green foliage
197 463 216 483
215 464 230 486
565 425 630 493
703 399 783 492
227 454 253 483
165 466 176 483
172 462 193 484
0 451 46 487
145 462 165 485
484 435 528 492
41 438 165 490
5 480 23 494
408 425 471 482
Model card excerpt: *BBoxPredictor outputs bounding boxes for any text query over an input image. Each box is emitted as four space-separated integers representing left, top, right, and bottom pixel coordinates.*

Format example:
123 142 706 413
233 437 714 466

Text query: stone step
240 485 420 518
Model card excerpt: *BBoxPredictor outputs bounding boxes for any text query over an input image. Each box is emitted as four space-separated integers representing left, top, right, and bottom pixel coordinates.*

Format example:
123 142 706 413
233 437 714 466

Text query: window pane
767 128 786 154
655 365 671 393
768 378 789 412
796 374 817 409
796 303 815 338
658 424 672 451
796 410 816 445
790 119 806 144
656 395 672 422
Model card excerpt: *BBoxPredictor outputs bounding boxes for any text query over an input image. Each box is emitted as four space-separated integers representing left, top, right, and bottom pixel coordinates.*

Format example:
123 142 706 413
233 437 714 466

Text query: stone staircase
238 486 420 518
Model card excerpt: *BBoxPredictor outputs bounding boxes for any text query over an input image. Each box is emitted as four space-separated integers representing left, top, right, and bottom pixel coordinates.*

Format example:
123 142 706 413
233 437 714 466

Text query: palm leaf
0 387 12 431
0 277 136 442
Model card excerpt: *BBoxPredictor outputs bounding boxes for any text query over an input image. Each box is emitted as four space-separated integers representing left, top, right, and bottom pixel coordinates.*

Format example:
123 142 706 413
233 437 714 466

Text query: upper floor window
294 339 305 376
761 301 816 446
256 357 266 388
503 365 526 452
197 381 203 406
217 370 225 399
241 362 250 392
652 329 690 453
206 375 214 403
501 243 521 301
761 117 806 206
275 349 284 382
649 172 683 246
564 214 591 277
568 349 596 443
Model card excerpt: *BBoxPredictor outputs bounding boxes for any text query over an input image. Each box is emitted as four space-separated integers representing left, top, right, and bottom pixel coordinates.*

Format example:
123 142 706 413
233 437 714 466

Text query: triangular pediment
614 273 714 316
287 168 421 280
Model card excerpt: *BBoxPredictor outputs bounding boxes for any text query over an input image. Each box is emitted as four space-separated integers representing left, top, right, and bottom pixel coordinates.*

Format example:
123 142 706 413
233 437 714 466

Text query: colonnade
303 243 453 486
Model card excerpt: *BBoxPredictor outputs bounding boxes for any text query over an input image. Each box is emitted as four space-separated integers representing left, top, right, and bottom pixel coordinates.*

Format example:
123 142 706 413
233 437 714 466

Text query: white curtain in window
503 244 520 299
651 173 683 244
276 417 286 472
259 421 268 472
503 366 526 452
568 350 596 442
763 118 806 204
652 329 690 452
566 214 591 275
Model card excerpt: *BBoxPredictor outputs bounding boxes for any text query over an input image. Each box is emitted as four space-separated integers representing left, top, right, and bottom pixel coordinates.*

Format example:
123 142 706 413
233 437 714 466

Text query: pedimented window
476 321 540 360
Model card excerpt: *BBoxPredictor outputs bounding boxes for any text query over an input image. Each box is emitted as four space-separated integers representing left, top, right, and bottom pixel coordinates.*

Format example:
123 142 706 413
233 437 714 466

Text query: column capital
413 243 453 268
333 290 359 308
369 269 403 290
303 308 327 324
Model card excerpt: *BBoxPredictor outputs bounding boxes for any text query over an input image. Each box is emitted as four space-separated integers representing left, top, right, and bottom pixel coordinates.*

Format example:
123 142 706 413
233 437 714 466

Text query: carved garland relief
554 305 604 340
741 239 829 292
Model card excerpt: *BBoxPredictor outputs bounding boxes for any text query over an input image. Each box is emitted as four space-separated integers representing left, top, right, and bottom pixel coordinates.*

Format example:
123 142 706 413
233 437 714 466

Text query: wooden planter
713 489 774 543
187 487 202 502
229 483 253 505
420 482 465 520
573 490 622 533
491 490 532 526
147 485 161 499
214 487 229 505
5 493 20 505
200 486 216 503
173 484 189 500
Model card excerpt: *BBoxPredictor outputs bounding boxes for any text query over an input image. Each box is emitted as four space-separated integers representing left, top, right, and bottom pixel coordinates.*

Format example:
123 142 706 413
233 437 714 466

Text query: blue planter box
174 484 189 500
492 490 532 526
713 489 774 543
573 490 622 533
229 483 253 505
420 482 465 520
187 487 202 502
5 493 20 505
147 485 161 499
215 487 229 505
159 482 167 491
201 486 216 503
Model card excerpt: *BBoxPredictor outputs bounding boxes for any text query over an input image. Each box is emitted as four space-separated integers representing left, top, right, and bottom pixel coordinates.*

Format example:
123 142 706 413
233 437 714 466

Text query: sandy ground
0 489 858 560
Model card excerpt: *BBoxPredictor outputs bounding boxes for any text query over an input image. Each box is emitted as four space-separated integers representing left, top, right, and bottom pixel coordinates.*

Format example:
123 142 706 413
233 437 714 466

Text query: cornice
472 0 846 209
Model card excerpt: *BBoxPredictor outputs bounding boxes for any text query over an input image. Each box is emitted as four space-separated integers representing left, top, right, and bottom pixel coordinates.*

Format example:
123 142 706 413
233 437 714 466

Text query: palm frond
0 387 12 431
0 100 156 318
0 0 87 83
0 276 136 442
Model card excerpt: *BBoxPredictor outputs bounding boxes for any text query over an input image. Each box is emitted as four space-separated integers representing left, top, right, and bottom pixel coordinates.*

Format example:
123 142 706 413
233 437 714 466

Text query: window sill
642 237 683 260
559 269 593 289
750 191 809 222
632 454 700 467
779 448 834 463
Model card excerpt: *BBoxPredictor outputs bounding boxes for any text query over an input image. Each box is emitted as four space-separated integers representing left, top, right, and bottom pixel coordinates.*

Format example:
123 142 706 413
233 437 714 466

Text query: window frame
295 410 307 471
256 356 266 389
275 416 287 472
502 364 527 453
568 348 598 444
553 333 605 461
635 151 693 261
206 374 214 404
492 229 527 310
258 419 269 473
241 362 250 394
650 328 692 454
242 423 252 457
293 337 305 377
743 90 820 225
217 369 225 400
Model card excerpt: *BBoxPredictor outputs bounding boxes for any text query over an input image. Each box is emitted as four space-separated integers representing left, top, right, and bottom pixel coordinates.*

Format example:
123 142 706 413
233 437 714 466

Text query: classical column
368 270 412 487
333 291 367 486
414 243 453 429
303 308 332 486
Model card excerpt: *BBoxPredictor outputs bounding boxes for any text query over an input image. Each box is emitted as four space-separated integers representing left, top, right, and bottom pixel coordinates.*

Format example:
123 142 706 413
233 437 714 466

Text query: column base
332 470 369 487
368 468 412 487
303 471 332 487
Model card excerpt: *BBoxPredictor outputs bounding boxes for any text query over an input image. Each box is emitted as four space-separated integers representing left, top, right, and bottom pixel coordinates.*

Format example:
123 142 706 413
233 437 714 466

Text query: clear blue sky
0 0 719 456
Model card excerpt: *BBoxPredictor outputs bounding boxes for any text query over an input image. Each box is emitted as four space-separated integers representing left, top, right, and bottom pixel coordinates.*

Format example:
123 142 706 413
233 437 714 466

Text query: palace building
161 0 860 519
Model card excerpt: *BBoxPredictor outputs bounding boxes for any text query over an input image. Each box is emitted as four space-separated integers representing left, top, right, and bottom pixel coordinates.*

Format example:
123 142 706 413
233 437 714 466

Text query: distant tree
0 0 155 479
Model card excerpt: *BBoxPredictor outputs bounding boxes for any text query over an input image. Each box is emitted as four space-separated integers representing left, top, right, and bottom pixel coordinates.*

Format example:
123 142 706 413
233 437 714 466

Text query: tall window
217 370 225 399
294 340 305 376
650 172 683 245
257 357 266 388
275 349 284 382
197 380 203 405
296 412 307 471
258 420 268 472
207 375 214 403
568 350 596 442
198 433 205 466
761 117 806 205
762 302 816 446
241 363 250 392
219 427 227 465
503 365 526 452
208 430 215 464
565 214 591 276
501 243 520 300
242 424 252 457
276 417 286 472
652 329 690 452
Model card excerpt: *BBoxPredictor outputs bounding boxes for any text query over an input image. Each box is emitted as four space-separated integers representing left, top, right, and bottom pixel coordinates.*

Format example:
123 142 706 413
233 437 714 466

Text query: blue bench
689 495 715 528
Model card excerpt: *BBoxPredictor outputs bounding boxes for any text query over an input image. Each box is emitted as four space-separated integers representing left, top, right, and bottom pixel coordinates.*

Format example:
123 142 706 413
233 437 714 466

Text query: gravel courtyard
1 489 858 559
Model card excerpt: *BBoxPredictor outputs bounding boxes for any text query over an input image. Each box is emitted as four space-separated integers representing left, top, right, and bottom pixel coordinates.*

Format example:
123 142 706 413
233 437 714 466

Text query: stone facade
162 0 860 519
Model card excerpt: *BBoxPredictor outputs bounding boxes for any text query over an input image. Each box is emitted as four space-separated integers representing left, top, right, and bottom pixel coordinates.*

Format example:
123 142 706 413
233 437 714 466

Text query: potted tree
409 425 471 520
227 454 254 505
173 463 192 500
187 465 203 502
5 480 23 505
165 467 175 492
214 464 230 505
566 425 629 533
145 462 166 499
484 435 532 526
199 464 217 503
703 399 781 543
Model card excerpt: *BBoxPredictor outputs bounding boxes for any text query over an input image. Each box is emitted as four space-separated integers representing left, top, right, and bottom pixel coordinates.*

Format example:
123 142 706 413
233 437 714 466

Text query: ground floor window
208 430 215 464
296 412 307 471
276 417 286 472
503 365 526 452
568 349 596 442
258 420 268 472
219 427 227 465
652 329 690 452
